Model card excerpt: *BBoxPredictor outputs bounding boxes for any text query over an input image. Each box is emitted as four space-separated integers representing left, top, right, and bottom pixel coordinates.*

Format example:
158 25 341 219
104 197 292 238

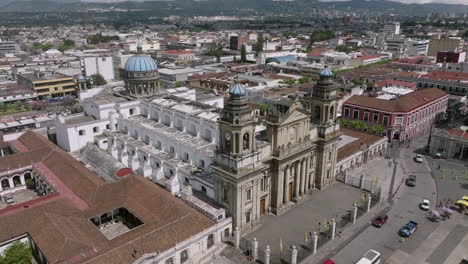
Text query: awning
441 207 454 214
462 196 468 202
456 200 468 207
432 210 442 218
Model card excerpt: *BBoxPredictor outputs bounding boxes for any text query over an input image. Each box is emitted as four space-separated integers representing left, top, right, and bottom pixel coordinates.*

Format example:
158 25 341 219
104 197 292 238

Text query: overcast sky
319 0 468 4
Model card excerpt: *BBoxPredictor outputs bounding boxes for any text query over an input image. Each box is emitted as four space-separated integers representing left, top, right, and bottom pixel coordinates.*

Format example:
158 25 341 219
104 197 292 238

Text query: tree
91 73 107 86
58 44 71 52
175 81 182 87
254 32 264 57
0 241 32 264
63 39 75 47
298 77 310 84
310 30 335 45
240 44 247 63
335 45 352 53
25 179 35 190
369 124 385 135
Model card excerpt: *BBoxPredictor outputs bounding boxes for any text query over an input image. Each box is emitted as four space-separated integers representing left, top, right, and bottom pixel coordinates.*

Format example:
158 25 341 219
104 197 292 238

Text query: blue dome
319 67 333 77
229 82 246 96
124 55 158 72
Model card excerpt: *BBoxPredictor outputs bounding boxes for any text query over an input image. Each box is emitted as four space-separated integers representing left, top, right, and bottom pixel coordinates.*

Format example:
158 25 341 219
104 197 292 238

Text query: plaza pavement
243 182 369 264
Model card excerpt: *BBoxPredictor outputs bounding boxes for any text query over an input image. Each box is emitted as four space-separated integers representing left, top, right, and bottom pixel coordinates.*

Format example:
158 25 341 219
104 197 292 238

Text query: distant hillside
1 0 468 15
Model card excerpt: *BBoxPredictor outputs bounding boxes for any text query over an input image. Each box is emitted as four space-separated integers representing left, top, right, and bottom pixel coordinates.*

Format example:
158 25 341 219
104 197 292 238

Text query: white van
355 250 381 264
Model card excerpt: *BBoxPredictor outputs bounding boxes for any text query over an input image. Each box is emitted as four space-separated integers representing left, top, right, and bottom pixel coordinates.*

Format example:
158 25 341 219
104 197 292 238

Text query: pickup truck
399 221 418 237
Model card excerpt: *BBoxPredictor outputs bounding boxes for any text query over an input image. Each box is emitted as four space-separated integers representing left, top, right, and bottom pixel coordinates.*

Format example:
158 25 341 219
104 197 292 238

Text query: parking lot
0 189 39 210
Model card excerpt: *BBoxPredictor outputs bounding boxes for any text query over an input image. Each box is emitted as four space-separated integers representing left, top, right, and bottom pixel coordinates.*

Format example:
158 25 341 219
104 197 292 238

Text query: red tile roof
338 128 385 162
446 129 468 138
0 131 216 264
344 88 448 112
308 48 326 57
164 50 193 55
421 71 468 82
374 80 417 88
357 54 380 60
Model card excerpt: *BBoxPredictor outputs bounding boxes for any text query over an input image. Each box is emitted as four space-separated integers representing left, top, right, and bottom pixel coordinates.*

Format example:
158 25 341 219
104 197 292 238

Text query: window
373 113 379 123
207 234 215 249
395 117 403 126
79 129 85 136
246 211 251 224
106 124 110 129
102 57 106 62
129 108 134 116
353 109 359 119
185 177 189 184
328 151 332 160
344 108 350 117
246 189 252 201
364 112 369 121
202 186 207 193
200 160 205 168
383 116 389 126
165 258 174 264
180 250 188 263
93 126 99 133
222 187 228 201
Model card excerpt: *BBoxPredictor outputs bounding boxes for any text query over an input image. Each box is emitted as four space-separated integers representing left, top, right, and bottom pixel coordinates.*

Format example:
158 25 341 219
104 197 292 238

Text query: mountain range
0 0 467 15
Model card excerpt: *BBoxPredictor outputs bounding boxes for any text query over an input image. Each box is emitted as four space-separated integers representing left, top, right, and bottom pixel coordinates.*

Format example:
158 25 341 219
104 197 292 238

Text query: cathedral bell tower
212 82 268 232
310 67 341 189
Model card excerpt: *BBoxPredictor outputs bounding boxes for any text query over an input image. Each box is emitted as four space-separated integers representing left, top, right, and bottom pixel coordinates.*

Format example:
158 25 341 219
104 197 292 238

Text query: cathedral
212 67 341 231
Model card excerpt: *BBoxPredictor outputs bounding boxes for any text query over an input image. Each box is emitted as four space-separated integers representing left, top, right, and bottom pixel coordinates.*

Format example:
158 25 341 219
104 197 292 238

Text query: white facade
383 22 400 35
81 56 115 81
408 39 430 56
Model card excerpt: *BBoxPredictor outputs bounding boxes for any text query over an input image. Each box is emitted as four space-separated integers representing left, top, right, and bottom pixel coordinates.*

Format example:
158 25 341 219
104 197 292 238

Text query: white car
420 199 430 210
415 154 423 163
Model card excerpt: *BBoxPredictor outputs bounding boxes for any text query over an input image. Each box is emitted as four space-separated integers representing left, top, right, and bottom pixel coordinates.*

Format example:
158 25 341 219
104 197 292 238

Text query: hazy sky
319 0 468 4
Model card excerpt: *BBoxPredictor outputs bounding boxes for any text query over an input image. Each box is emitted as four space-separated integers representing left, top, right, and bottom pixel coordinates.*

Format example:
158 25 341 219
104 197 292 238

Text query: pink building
342 88 448 141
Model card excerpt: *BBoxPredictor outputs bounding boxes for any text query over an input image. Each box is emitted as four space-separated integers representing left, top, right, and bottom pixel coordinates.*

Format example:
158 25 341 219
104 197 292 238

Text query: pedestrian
438 164 441 169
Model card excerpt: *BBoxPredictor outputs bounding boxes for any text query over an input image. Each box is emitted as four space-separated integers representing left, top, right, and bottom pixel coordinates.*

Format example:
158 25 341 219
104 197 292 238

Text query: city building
0 131 231 264
428 36 464 56
397 71 468 95
436 51 467 63
80 56 115 82
0 40 20 54
162 50 196 62
16 73 77 99
408 39 430 56
385 37 408 59
382 22 400 35
440 62 468 73
229 35 248 50
342 88 448 141
430 129 468 160
0 82 37 105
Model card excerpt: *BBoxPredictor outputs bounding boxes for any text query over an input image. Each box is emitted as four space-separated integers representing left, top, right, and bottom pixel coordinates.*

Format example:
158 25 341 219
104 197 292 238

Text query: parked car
3 194 15 204
420 199 430 210
415 154 423 163
399 221 418 237
372 215 389 228
323 260 336 264
406 175 417 187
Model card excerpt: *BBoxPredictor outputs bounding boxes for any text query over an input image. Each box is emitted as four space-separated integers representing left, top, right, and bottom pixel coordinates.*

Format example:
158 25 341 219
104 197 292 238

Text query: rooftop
0 131 216 264
337 128 385 162
344 88 448 112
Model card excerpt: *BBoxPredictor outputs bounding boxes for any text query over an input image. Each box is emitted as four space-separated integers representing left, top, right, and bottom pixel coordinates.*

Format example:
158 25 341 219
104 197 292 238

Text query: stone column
291 245 298 264
283 167 289 204
265 245 271 264
359 174 365 189
252 238 258 260
312 232 318 254
234 227 240 248
20 174 25 185
8 177 14 189
367 194 372 213
300 159 306 195
278 169 284 209
295 162 300 198
331 218 336 240
304 157 310 192
353 203 358 223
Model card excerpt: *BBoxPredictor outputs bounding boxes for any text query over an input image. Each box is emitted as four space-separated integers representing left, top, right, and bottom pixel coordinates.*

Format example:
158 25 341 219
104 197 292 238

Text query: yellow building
17 73 77 99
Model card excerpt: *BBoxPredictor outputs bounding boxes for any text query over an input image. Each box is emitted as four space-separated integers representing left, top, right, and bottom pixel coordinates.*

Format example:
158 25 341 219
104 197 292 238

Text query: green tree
240 44 247 63
33 43 53 51
310 30 335 45
369 124 385 135
91 73 107 86
339 118 349 127
63 39 75 47
335 45 352 53
0 241 32 264
298 77 310 84
58 44 71 52
279 79 297 85
351 79 362 85
175 81 182 87
255 32 264 57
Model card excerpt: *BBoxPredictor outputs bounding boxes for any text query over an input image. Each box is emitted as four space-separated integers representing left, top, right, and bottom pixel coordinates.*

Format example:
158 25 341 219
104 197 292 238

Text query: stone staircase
215 243 255 264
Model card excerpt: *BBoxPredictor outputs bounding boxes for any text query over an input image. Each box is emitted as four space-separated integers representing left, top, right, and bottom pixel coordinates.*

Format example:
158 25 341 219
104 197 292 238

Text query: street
321 133 468 264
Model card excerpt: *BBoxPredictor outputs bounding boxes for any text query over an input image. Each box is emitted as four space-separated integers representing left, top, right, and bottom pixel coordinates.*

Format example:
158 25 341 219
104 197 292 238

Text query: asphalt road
328 134 439 263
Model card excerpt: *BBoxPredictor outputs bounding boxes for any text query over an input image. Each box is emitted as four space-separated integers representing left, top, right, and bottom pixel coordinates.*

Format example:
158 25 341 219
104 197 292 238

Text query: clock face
225 133 231 140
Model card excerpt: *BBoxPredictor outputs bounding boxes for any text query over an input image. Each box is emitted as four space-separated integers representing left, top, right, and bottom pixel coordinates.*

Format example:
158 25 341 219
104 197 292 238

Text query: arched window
315 106 321 120
235 133 240 154
1 178 10 189
243 133 250 150
329 106 334 120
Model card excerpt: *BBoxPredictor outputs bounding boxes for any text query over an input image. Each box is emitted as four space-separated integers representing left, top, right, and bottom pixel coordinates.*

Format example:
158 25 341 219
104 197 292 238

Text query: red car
323 260 336 264
372 215 389 227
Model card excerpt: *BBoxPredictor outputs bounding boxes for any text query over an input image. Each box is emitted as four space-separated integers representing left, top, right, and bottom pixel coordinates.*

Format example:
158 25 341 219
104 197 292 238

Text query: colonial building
342 88 448 141
430 129 468 160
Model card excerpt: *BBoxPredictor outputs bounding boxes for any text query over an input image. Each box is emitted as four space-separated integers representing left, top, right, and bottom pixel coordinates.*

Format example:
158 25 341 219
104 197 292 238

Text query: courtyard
0 189 39 210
